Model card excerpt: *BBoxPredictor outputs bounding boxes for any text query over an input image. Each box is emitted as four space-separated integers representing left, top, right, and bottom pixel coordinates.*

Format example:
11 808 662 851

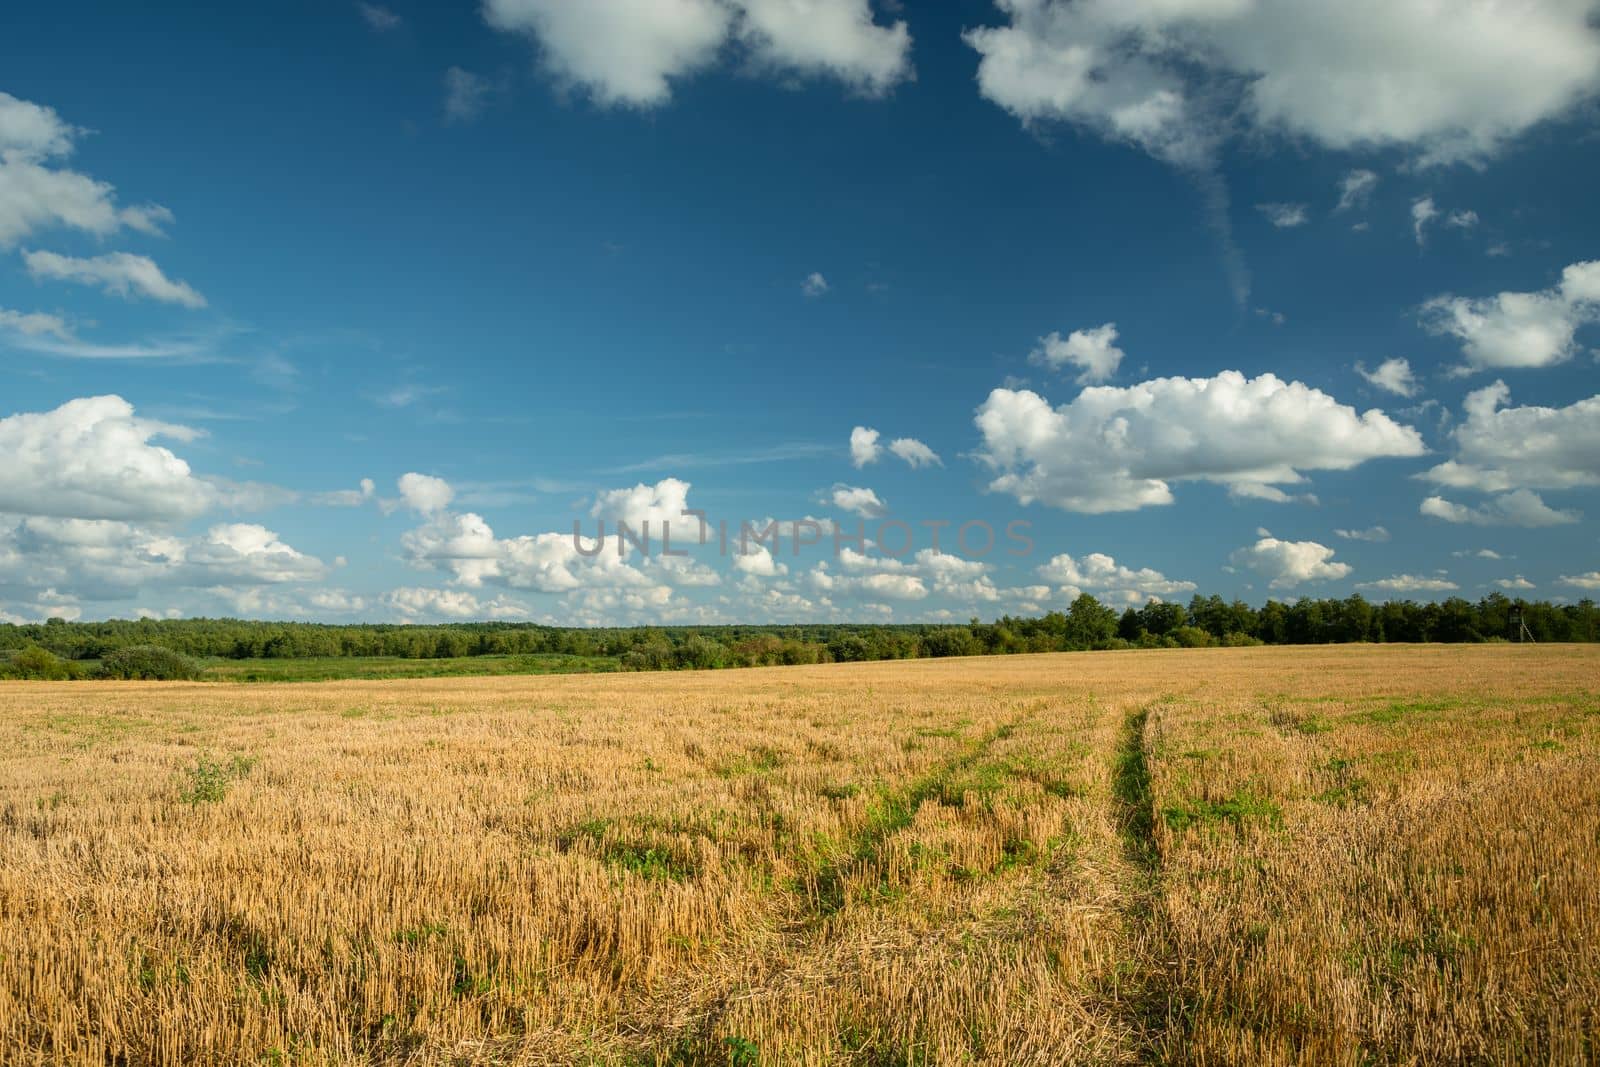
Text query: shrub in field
0 645 80 680
97 645 201 681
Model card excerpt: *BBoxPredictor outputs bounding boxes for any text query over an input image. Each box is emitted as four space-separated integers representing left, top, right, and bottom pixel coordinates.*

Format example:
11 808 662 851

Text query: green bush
0 644 80 680
98 645 201 681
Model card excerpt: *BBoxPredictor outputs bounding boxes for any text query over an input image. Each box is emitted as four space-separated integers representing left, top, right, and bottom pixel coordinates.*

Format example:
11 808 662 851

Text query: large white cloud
1420 261 1600 372
0 91 171 246
396 472 455 515
0 395 213 522
0 516 326 602
829 484 887 518
23 249 206 308
483 0 911 108
974 370 1424 513
965 0 1600 166
1423 381 1600 493
1230 536 1351 589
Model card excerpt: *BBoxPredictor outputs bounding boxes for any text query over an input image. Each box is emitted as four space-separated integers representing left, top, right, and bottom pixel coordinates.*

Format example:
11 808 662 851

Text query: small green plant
724 1035 760 1065
178 754 255 805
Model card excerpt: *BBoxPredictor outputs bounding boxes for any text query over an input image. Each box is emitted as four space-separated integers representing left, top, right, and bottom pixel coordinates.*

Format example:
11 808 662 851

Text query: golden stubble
0 644 1595 1064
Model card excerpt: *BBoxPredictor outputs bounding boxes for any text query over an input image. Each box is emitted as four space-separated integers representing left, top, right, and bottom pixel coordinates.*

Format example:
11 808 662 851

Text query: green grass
200 653 619 683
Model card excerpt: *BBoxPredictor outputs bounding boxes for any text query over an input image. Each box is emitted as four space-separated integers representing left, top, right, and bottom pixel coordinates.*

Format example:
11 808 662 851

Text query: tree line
1 592 1594 679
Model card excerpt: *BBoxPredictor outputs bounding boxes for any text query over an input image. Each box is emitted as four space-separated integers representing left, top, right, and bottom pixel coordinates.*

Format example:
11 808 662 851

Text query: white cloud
1496 576 1535 590
1420 490 1579 527
484 0 730 108
1257 202 1308 228
1230 536 1351 589
397 472 455 515
0 92 173 247
0 395 211 523
0 516 326 603
849 425 880 467
964 1 1600 166
802 270 830 297
887 437 941 468
385 586 529 621
357 2 402 30
1356 574 1458 593
1036 552 1195 599
0 306 69 339
732 540 788 577
482 0 910 108
974 370 1424 513
1423 381 1600 493
1334 525 1390 542
1335 169 1378 213
735 0 912 96
590 477 693 532
1558 571 1600 590
1420 261 1600 371
1447 209 1479 229
444 67 491 123
1029 322 1125 384
830 484 886 518
1355 357 1417 397
23 249 206 308
1411 196 1438 245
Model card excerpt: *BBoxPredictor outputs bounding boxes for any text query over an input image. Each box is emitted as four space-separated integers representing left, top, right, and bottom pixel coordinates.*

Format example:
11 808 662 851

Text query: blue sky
2 0 1599 625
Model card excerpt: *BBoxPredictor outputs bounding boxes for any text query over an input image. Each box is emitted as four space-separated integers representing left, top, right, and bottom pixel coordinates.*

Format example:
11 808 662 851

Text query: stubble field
1 645 1597 1065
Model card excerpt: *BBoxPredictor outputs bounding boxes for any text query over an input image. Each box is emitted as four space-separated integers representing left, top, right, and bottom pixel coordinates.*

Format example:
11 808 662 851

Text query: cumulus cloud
829 484 886 518
590 476 693 532
1355 357 1417 397
736 0 912 95
1335 169 1378 213
1230 536 1351 589
0 91 173 246
23 249 206 308
384 586 529 621
1419 261 1600 372
1447 209 1479 229
1334 525 1390 542
974 371 1424 514
0 516 326 603
887 437 941 468
1496 576 1535 590
1036 551 1195 601
397 472 455 515
1356 574 1459 593
964 1 1600 167
802 270 830 297
398 477 697 601
1423 381 1600 493
0 395 212 522
1029 323 1124 384
808 547 1007 605
849 425 880 467
1559 571 1600 590
1420 490 1579 527
1257 202 1308 228
483 0 911 108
